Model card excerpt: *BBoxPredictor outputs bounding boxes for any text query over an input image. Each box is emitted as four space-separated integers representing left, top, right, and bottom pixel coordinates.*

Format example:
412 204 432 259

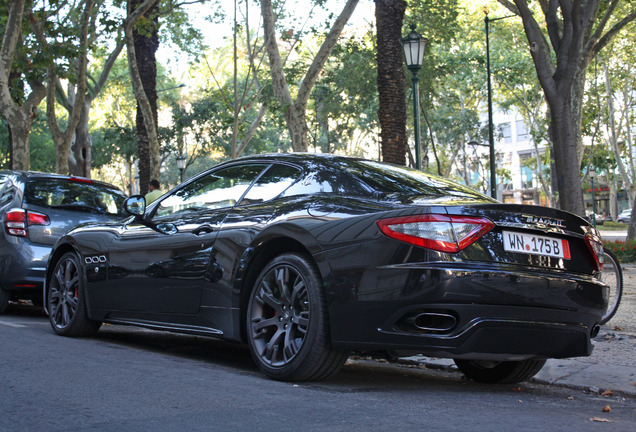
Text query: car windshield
24 178 126 216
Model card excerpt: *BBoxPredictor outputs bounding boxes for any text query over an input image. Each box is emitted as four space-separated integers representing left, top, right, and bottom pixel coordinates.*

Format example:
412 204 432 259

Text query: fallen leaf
589 417 614 423
613 326 623 331
512 387 522 392
601 389 614 396
567 396 574 400
602 404 612 413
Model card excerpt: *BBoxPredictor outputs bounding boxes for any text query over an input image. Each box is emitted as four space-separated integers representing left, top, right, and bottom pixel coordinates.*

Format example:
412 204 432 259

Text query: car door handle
192 225 214 236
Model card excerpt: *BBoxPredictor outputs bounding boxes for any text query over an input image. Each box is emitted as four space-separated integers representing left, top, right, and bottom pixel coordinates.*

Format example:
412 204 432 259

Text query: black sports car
44 154 608 383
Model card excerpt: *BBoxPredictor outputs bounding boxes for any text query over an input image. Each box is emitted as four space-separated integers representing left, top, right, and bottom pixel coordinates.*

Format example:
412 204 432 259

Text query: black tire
598 247 623 325
0 287 9 314
454 359 546 384
47 252 101 337
246 253 349 381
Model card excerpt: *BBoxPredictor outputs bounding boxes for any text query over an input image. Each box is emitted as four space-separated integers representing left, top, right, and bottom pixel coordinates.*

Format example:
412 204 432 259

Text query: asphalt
7 232 634 397
404 260 636 398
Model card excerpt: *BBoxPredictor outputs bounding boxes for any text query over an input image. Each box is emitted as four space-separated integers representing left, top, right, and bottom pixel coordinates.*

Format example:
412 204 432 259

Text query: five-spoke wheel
47 252 100 336
247 253 348 381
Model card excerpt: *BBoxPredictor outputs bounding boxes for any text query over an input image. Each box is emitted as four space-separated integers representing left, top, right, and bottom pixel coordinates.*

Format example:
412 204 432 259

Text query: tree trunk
548 96 585 214
128 0 160 194
545 68 588 215
0 0 45 170
285 104 309 152
71 101 93 177
46 1 93 175
506 0 636 216
8 117 32 170
260 0 358 152
376 0 407 166
70 38 125 177
135 26 159 181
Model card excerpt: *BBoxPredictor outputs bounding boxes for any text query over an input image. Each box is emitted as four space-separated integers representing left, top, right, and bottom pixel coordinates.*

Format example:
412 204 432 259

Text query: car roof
0 170 122 191
232 153 363 164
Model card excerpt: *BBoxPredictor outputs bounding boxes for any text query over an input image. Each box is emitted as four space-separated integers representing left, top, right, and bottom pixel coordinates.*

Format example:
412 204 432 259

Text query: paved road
2 253 635 430
1 305 635 431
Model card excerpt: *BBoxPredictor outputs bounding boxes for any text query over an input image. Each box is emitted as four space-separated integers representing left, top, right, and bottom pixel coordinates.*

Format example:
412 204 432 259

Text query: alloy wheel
49 255 81 330
249 263 310 367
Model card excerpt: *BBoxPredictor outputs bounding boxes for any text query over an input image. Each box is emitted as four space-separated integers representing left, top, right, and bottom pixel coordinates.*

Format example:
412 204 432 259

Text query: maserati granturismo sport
44 153 608 383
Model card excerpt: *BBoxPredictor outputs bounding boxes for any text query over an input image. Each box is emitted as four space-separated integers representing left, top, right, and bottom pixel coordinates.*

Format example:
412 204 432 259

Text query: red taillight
28 211 50 226
4 208 50 237
377 214 495 253
69 176 93 184
585 233 603 272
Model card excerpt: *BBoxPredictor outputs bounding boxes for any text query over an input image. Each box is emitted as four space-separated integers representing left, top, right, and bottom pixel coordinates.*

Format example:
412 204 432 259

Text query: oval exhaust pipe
407 312 457 333
591 324 600 338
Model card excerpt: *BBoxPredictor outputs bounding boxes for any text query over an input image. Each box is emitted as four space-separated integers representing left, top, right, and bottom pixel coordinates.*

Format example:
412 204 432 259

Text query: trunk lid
445 203 601 274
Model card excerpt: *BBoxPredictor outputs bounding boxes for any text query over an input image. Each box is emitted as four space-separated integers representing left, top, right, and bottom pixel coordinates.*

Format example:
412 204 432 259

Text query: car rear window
349 160 494 201
24 178 126 216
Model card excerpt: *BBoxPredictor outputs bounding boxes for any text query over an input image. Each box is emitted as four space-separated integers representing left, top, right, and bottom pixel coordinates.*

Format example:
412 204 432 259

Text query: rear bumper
327 264 607 360
0 241 50 294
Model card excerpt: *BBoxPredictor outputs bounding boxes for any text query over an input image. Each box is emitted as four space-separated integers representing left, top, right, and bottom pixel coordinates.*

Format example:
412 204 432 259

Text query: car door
208 163 304 312
101 163 269 314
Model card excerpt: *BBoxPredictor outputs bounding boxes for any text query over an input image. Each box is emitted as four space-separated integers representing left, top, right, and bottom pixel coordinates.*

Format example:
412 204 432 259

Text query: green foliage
604 240 636 263
603 221 627 229
309 29 378 155
581 18 636 198
404 2 485 178
91 122 137 169
0 115 55 172
170 93 234 156
29 114 56 172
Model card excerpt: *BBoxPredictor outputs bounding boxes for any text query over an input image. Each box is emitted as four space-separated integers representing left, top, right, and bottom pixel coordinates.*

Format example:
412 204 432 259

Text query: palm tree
376 0 407 165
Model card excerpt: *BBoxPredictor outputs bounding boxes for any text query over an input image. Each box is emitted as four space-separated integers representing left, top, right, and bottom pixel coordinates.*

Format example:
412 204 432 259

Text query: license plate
502 230 571 260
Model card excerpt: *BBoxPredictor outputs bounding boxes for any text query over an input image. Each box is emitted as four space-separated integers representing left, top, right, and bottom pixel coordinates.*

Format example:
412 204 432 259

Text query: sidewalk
598 228 627 243
401 264 636 397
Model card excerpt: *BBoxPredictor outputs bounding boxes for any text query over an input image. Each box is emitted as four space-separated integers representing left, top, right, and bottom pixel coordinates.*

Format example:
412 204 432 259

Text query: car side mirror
124 195 146 217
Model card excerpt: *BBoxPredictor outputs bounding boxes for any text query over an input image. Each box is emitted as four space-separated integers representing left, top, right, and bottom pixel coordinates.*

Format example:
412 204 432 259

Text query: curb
396 356 636 399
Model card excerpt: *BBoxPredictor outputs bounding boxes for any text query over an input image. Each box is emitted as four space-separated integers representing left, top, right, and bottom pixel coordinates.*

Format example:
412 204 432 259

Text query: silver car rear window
24 178 126 216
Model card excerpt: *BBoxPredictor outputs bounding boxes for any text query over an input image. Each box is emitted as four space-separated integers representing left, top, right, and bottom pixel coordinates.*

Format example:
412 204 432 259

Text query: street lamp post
176 155 186 183
590 167 597 227
401 25 428 170
484 13 515 199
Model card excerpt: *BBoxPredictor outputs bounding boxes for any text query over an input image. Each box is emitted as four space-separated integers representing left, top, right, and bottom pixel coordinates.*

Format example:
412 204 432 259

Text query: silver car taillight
4 208 50 237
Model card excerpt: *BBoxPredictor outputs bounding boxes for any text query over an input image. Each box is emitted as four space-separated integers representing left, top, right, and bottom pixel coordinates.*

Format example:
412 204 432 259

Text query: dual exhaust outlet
402 312 602 340
404 312 457 333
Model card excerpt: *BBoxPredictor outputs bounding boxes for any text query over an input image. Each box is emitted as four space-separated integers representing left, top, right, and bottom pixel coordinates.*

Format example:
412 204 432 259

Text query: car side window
0 187 13 209
239 164 301 205
154 164 267 218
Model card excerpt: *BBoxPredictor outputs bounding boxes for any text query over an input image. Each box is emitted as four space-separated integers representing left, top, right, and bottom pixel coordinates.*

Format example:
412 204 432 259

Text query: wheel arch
236 236 325 342
43 241 82 315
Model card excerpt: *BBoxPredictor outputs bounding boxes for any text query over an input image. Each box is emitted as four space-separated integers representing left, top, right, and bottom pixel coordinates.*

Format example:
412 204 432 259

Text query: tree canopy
0 0 634 225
